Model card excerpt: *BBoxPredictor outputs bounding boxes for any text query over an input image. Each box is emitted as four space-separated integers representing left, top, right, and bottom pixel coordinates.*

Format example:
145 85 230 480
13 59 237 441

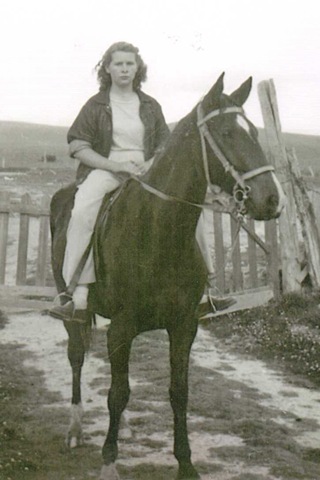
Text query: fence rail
0 191 279 309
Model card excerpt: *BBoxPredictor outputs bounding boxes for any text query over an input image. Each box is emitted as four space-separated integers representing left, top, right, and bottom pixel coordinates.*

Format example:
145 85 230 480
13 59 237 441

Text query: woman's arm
72 144 146 176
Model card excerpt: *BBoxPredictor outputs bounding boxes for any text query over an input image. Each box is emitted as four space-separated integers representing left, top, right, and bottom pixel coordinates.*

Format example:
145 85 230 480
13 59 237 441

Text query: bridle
133 99 275 216
196 103 275 215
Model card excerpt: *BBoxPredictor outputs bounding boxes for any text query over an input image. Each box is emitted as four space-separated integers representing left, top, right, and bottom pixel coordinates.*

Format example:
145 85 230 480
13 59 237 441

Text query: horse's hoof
65 433 83 448
66 403 84 448
70 435 83 448
99 463 120 480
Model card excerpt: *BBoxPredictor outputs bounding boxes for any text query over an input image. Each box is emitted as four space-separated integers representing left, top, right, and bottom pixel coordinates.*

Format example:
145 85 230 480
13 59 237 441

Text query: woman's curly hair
95 42 147 91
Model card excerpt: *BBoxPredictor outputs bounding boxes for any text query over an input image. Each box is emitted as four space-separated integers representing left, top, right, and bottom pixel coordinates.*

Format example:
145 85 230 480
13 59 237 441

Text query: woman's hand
116 157 155 176
115 161 144 176
72 144 155 177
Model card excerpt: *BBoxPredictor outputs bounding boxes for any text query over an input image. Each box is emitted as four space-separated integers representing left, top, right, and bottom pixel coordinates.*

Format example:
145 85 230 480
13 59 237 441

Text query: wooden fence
258 80 320 293
0 191 56 309
0 190 279 310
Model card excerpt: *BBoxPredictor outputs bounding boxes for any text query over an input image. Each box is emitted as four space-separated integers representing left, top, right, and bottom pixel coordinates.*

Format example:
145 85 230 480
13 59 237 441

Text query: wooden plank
16 193 31 285
0 285 56 310
0 296 54 311
230 216 243 291
18 203 50 216
213 212 226 293
288 148 320 288
265 219 281 299
0 285 57 297
258 80 301 293
0 192 10 284
247 218 258 288
229 211 269 253
202 287 274 319
36 196 50 286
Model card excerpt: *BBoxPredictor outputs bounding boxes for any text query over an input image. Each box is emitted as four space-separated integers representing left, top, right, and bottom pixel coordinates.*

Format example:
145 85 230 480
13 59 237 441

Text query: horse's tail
81 312 96 353
50 183 78 293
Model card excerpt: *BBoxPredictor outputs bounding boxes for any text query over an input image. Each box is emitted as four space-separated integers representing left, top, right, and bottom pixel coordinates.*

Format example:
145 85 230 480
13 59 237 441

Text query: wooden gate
0 191 56 309
0 189 279 311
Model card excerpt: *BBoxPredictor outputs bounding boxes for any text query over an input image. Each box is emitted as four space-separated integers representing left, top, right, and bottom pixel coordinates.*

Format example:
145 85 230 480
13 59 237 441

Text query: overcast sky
1 0 319 134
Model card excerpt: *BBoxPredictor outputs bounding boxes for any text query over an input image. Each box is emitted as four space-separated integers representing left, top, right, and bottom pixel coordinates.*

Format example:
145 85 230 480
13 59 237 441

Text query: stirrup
53 292 73 306
49 292 75 321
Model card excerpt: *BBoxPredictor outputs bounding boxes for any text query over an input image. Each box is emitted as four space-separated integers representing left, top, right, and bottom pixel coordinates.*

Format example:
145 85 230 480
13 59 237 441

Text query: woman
50 41 234 322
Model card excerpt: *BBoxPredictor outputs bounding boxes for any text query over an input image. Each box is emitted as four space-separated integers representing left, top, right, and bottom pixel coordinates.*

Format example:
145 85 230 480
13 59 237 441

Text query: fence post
265 219 281 299
0 192 10 284
16 193 31 285
213 211 226 293
258 79 302 293
36 195 51 286
247 218 258 288
230 216 243 291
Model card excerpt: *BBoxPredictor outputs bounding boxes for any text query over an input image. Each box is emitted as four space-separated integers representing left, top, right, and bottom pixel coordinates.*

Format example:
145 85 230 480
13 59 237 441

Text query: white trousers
63 169 122 285
62 169 214 288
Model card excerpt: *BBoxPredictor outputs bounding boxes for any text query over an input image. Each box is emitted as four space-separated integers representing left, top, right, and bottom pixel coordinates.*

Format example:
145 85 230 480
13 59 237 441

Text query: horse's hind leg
168 320 200 479
100 319 133 476
64 320 89 448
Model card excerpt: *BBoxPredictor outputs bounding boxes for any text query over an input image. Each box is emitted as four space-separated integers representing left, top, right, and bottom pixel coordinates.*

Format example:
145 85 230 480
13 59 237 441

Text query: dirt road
1 310 320 479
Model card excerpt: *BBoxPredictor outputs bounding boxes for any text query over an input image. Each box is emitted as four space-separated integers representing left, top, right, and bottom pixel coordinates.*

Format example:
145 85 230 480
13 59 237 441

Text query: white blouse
109 93 145 165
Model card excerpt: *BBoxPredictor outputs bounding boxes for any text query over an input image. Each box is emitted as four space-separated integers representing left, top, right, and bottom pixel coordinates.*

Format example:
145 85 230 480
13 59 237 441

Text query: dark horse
50 74 285 479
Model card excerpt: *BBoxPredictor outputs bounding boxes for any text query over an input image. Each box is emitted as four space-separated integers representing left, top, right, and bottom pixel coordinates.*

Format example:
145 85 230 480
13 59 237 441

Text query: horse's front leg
100 319 133 480
168 319 200 480
64 320 89 448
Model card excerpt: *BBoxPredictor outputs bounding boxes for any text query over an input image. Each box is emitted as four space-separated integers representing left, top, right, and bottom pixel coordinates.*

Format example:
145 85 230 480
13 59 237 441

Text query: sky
1 0 319 135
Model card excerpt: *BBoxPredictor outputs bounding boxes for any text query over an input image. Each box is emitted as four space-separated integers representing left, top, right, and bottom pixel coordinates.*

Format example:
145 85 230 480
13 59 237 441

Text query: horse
50 73 285 479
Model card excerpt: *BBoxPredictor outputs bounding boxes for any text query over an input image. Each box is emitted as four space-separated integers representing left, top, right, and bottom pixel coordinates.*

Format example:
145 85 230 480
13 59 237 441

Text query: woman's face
105 51 138 88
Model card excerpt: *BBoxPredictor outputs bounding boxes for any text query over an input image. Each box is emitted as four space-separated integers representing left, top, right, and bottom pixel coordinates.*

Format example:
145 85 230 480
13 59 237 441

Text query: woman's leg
61 170 121 311
63 170 120 285
196 210 214 275
196 211 236 313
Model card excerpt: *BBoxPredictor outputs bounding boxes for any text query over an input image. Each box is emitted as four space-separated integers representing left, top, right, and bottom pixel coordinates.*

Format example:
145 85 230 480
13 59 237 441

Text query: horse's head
197 73 285 220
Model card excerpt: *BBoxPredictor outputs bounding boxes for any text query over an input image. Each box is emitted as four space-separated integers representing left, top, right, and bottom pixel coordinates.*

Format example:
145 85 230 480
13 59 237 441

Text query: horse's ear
229 77 252 106
201 72 225 111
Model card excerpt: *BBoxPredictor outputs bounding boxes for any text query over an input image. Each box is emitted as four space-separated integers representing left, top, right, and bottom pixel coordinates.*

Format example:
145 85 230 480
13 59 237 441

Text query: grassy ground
0 312 102 480
202 291 320 389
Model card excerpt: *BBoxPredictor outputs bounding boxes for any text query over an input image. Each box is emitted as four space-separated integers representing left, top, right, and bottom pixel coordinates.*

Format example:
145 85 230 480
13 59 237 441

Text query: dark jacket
67 88 170 181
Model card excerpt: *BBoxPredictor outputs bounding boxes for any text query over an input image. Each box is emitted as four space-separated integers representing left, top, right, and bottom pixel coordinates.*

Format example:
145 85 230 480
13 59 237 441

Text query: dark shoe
49 300 75 321
210 295 236 311
196 300 216 319
196 295 237 320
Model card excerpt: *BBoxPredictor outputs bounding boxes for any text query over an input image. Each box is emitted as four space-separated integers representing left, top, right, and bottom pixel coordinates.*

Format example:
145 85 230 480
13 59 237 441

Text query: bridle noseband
197 103 275 215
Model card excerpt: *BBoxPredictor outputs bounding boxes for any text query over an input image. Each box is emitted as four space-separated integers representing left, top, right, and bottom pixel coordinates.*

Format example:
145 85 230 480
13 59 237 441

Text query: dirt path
1 310 320 479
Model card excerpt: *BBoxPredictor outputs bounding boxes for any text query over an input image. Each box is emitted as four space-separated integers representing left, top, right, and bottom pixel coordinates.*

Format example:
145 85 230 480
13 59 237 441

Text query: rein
132 175 232 212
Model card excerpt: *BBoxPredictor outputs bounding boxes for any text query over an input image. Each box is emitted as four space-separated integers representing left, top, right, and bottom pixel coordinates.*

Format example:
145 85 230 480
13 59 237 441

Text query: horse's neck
149 129 206 203
144 129 207 235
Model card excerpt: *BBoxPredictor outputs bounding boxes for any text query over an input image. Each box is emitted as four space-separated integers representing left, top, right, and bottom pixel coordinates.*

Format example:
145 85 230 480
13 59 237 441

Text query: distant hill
1 120 320 175
258 130 320 176
0 121 69 168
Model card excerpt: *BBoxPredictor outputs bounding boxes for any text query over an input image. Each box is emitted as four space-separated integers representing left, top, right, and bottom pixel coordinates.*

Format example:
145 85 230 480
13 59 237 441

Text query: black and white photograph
1 1 320 479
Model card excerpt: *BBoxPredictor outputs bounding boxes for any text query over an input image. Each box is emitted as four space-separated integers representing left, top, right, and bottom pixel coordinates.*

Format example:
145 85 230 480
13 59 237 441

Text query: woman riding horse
50 64 285 478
